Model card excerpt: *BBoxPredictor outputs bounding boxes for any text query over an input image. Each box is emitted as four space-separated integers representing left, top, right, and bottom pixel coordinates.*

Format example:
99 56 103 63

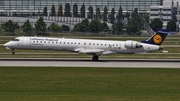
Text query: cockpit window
12 39 20 41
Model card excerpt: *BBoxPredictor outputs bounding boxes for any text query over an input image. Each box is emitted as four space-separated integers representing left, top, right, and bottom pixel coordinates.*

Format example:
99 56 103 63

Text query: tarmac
0 58 180 68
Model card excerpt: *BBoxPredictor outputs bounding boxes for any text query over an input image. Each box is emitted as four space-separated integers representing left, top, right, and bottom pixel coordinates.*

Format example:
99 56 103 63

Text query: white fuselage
4 36 160 55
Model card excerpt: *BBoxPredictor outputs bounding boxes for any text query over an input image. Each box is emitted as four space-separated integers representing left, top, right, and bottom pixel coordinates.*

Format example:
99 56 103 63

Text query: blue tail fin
141 29 173 45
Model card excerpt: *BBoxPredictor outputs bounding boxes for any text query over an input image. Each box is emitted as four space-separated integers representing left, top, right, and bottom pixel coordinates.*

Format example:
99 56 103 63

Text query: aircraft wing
77 48 104 55
74 46 114 56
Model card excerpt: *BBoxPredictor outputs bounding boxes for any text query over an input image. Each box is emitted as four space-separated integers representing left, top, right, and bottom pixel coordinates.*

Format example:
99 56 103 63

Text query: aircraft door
29 38 32 46
22 37 29 46
17 37 23 46
110 43 122 52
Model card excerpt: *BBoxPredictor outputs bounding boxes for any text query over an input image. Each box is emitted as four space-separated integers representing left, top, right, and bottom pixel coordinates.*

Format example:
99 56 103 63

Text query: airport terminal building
0 0 163 30
0 0 162 16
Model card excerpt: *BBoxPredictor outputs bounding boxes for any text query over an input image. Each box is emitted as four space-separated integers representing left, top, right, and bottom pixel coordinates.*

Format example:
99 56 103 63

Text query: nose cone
3 42 11 47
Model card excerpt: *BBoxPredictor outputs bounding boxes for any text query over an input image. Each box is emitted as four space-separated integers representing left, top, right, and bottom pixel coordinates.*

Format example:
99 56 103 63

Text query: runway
0 58 180 68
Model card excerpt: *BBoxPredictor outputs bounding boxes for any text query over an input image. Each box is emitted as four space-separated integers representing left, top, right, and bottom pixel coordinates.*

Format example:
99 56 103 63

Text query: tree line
1 17 70 36
1 17 109 36
0 15 177 36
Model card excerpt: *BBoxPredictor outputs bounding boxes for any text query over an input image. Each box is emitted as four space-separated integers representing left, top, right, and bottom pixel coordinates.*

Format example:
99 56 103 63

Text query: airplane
3 29 172 61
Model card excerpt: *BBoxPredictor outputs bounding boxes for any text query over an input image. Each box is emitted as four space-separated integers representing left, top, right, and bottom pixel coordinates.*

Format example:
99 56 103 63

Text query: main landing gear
12 48 15 55
92 55 99 61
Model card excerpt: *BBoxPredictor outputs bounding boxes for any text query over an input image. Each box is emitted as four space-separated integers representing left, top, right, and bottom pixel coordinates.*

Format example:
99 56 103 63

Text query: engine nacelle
124 40 142 49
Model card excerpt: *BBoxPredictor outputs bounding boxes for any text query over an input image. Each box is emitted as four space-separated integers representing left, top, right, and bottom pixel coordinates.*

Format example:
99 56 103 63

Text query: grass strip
0 67 180 101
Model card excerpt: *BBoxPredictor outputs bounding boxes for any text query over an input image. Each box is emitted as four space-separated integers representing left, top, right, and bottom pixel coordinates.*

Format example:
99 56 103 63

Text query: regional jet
4 29 172 61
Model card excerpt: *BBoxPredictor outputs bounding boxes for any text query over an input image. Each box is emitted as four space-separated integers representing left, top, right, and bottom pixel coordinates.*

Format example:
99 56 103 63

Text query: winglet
141 29 173 45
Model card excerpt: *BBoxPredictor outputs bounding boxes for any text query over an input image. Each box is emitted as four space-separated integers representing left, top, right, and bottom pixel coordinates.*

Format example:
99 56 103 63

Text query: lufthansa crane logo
153 34 162 44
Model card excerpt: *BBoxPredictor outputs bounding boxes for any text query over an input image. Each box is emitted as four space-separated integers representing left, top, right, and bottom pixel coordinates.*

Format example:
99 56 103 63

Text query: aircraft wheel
12 52 15 55
92 55 99 61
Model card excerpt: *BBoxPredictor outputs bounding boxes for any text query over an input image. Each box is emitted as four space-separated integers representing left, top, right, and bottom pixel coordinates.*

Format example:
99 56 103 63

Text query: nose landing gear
12 48 15 55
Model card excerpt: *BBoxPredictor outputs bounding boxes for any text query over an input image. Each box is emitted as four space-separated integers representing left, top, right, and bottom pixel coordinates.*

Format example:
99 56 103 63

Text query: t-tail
141 29 173 45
